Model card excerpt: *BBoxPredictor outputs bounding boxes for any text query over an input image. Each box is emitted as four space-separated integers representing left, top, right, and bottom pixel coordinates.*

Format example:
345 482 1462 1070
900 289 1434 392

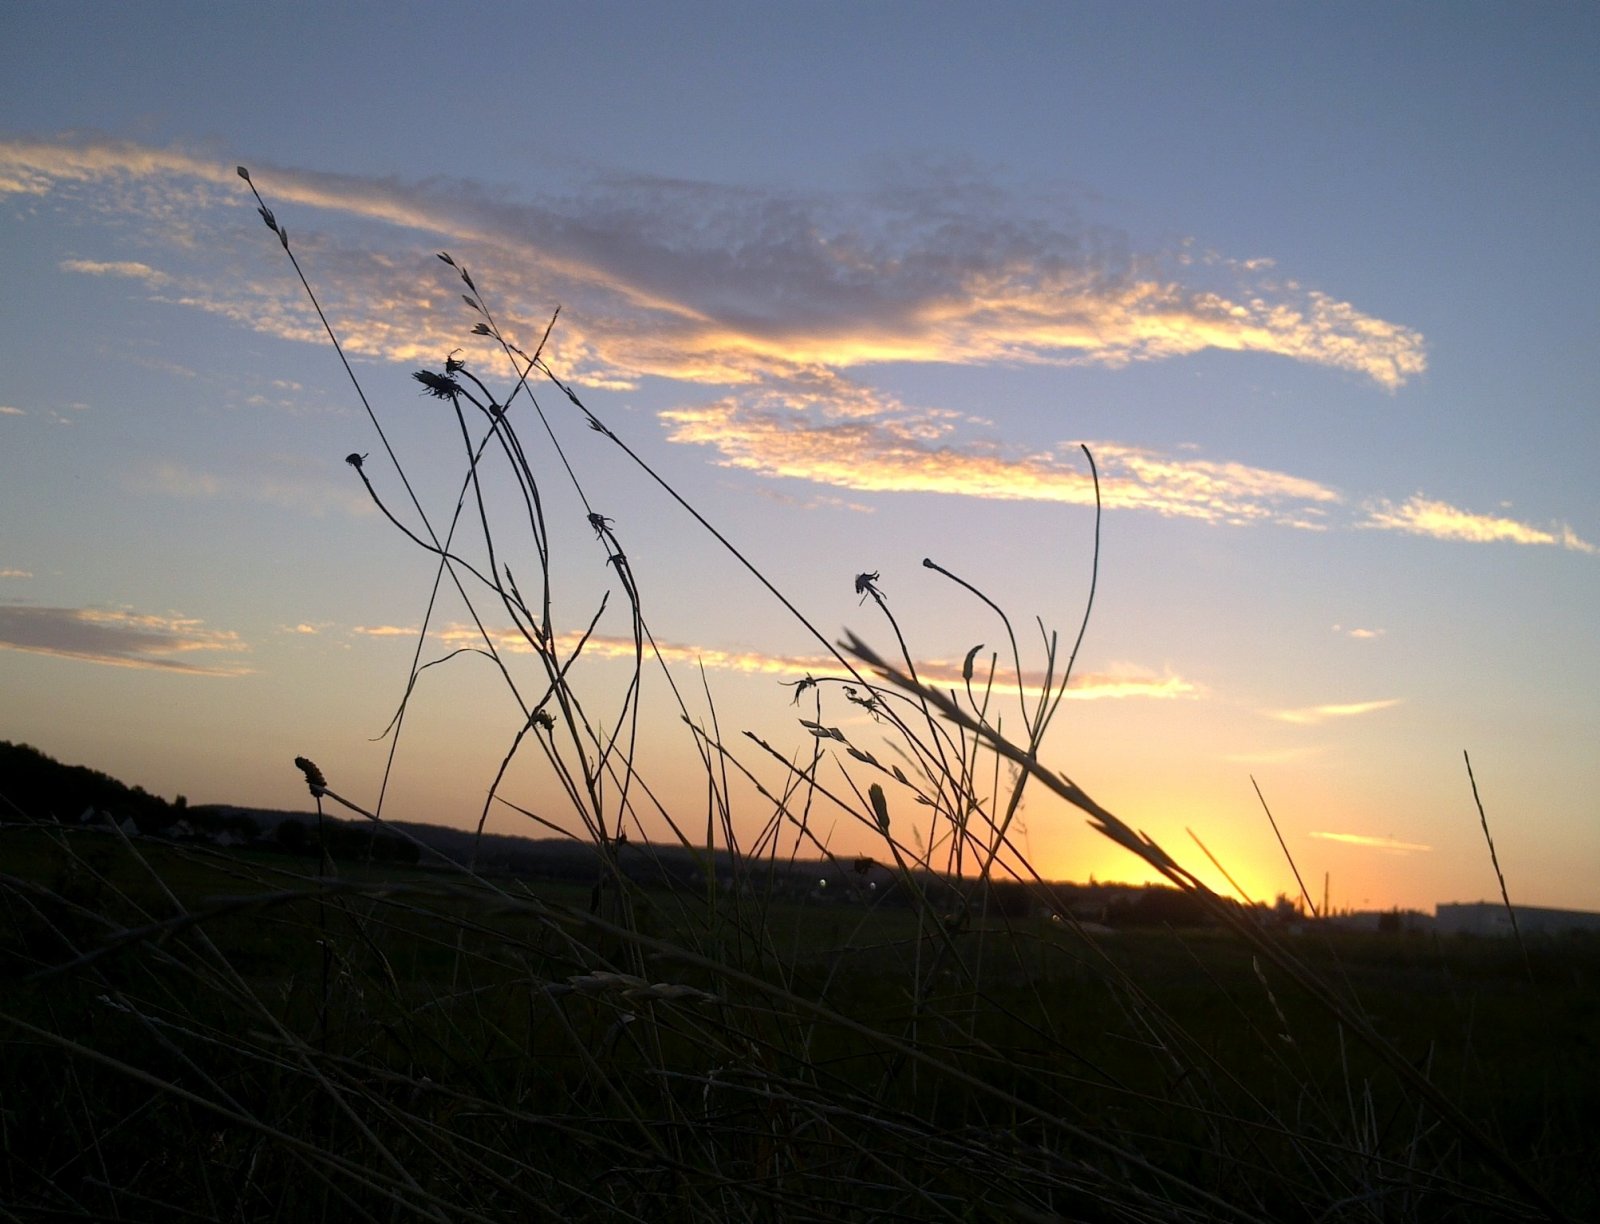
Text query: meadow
3 826 1595 1221
2 171 1593 1221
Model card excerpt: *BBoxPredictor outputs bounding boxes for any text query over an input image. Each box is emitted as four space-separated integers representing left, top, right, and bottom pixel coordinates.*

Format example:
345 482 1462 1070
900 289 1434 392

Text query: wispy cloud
136 461 221 498
58 258 170 284
126 459 373 517
876 653 1198 701
665 389 1343 527
750 486 877 515
0 569 32 579
397 624 1194 701
1309 830 1432 854
1267 698 1401 725
0 604 252 675
6 135 1425 389
0 405 26 416
1333 625 1384 640
16 137 1593 555
34 136 1593 552
1362 494 1596 554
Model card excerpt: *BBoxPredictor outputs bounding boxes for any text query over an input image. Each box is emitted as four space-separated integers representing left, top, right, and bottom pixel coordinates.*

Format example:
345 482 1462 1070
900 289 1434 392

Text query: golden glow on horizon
1021 830 1287 904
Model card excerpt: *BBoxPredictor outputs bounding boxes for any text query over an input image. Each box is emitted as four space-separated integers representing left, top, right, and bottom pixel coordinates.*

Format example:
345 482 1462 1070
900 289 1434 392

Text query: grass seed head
412 369 462 400
292 755 327 795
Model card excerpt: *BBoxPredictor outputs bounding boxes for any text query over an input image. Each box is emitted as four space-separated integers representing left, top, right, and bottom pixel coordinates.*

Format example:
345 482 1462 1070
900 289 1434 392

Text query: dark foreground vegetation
2 823 1595 1222
4 172 1592 1222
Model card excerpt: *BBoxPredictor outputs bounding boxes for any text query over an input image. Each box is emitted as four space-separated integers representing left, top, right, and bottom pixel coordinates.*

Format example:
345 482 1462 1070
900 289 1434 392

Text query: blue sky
2 2 1597 911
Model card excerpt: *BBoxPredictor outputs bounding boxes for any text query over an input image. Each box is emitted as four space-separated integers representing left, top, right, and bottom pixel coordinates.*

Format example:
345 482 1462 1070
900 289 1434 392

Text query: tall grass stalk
1463 749 1533 983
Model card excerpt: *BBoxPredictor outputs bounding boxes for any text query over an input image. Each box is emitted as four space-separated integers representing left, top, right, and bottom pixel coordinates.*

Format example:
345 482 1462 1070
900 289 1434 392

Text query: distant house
1436 901 1600 936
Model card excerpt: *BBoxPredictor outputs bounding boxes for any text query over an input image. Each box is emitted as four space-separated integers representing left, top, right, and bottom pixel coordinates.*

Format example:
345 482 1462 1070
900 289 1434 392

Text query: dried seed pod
293 756 327 794
412 369 461 399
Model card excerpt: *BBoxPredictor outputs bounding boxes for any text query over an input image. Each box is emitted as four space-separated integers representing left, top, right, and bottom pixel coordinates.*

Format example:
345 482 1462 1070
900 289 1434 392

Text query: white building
1435 901 1600 936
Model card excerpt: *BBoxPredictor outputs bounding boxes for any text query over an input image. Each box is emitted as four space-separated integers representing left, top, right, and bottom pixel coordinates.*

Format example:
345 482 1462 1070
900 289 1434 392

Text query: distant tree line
4 741 1282 927
2 740 257 842
2 740 185 831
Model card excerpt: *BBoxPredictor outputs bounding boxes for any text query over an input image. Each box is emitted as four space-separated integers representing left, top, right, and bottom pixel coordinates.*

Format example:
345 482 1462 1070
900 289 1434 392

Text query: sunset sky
2 3 1597 912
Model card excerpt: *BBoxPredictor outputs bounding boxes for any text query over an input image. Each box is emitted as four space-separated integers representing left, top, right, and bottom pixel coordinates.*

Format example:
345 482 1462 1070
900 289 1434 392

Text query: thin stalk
1463 749 1533 983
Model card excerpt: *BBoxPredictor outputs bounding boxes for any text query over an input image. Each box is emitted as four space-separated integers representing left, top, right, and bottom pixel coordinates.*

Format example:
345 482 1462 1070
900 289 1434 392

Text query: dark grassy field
4 823 1594 1222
